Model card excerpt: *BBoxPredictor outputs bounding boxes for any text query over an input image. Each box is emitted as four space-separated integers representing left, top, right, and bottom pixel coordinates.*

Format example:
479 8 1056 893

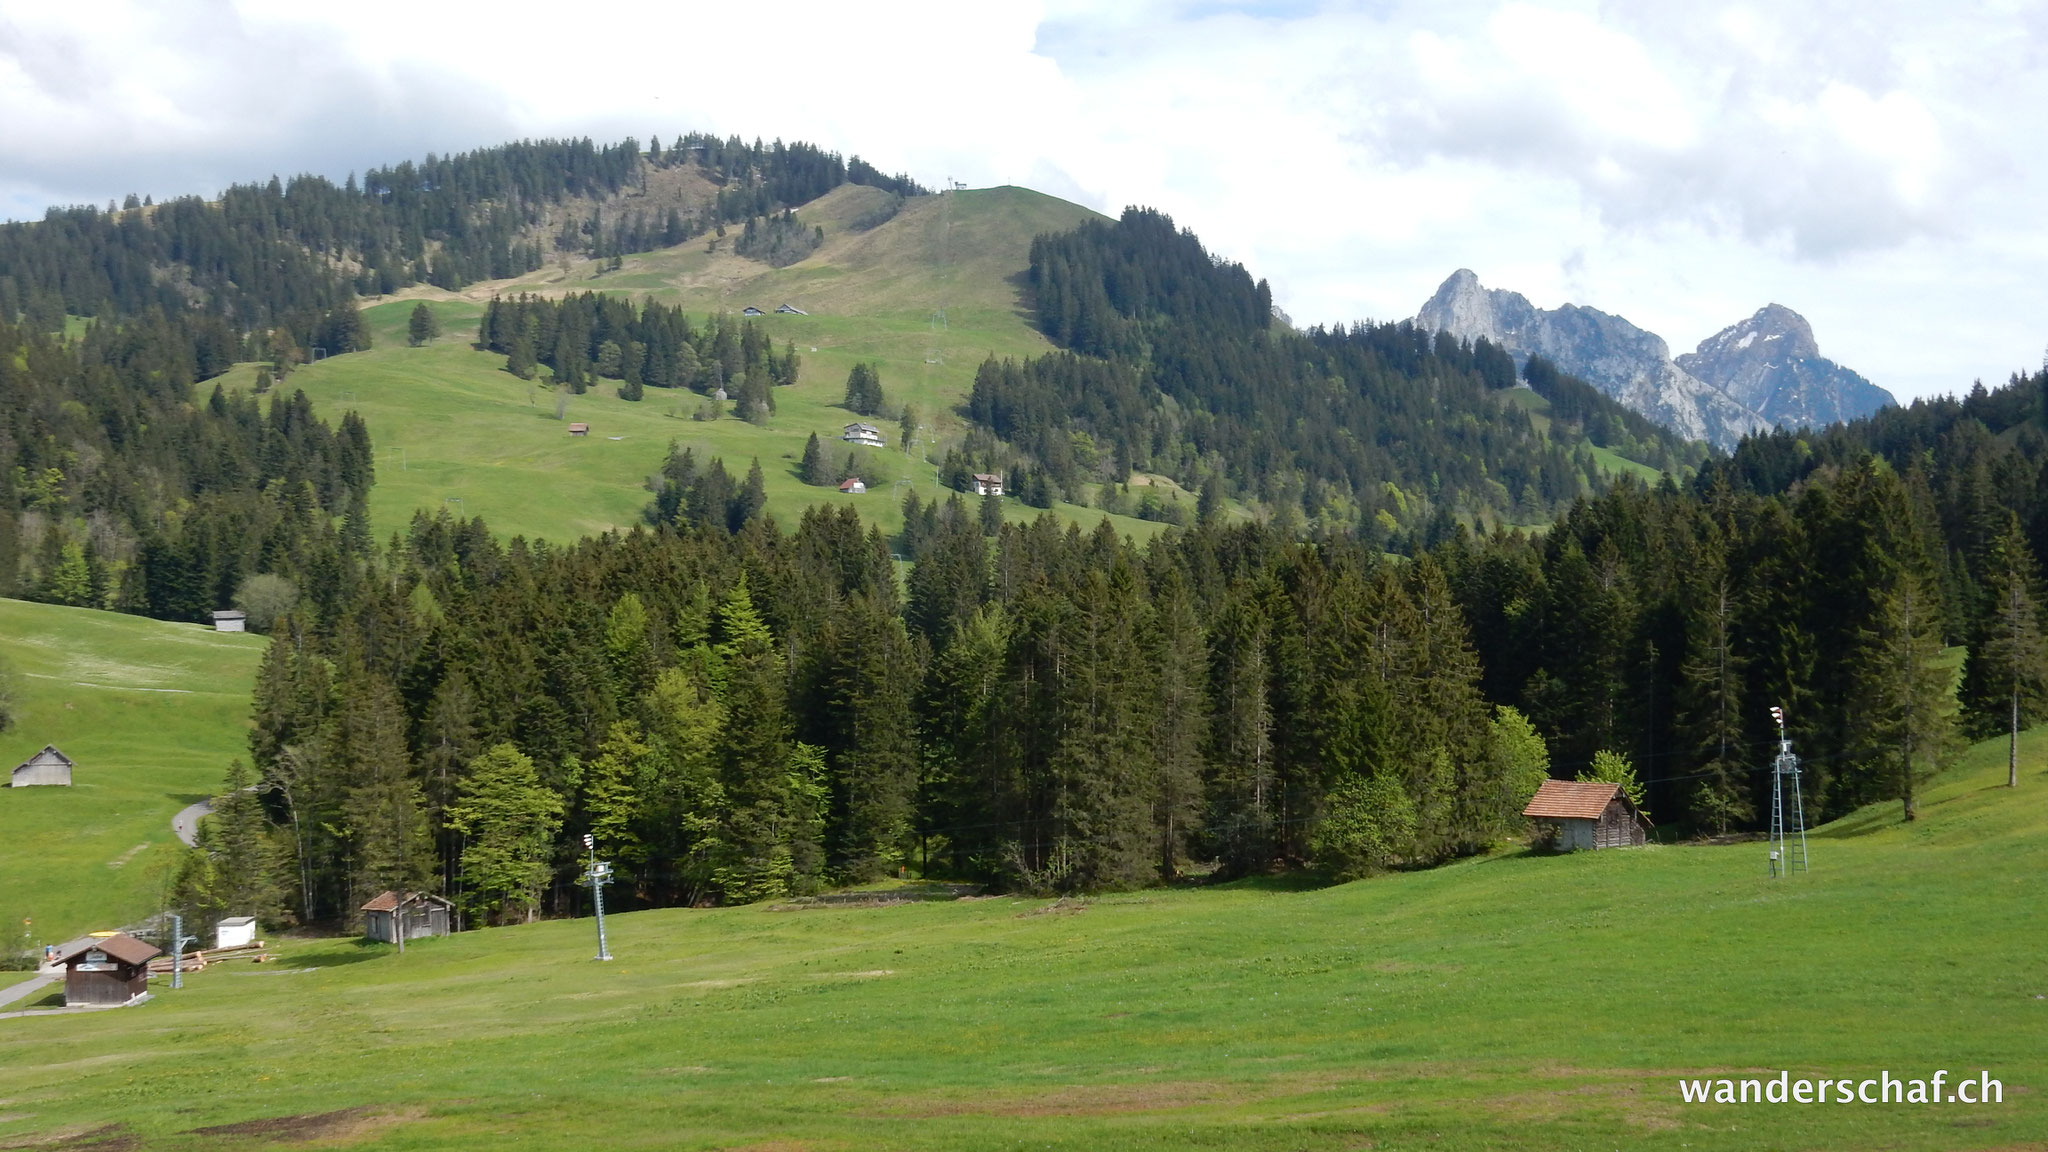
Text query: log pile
147 942 275 974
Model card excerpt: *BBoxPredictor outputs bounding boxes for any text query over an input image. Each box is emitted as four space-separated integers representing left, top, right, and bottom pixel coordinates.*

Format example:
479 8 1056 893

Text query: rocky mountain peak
1677 304 1892 430
1415 270 1767 449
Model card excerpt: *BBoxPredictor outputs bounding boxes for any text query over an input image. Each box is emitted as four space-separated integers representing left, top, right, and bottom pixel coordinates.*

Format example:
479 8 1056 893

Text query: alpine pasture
1 730 2040 1150
264 186 1185 546
0 598 266 939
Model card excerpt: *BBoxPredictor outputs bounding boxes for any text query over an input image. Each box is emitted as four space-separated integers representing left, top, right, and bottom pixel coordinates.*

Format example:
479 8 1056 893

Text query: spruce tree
800 432 826 485
714 579 803 900
1147 569 1207 880
1967 515 2047 787
1678 563 1751 831
209 759 283 925
822 592 922 881
1851 568 1954 821
333 674 433 911
407 301 440 346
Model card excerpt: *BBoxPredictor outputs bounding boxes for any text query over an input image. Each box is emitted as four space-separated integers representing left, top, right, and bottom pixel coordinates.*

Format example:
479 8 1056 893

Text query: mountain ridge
1416 270 1891 448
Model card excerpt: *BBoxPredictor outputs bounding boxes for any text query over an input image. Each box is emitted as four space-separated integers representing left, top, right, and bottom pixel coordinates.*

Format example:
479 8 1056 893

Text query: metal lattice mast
1767 706 1809 876
582 834 614 961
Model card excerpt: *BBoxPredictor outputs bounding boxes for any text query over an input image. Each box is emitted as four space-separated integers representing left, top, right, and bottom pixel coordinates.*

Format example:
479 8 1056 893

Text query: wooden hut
52 932 161 1006
10 745 73 787
1522 779 1650 851
211 610 247 632
568 422 590 437
362 891 455 944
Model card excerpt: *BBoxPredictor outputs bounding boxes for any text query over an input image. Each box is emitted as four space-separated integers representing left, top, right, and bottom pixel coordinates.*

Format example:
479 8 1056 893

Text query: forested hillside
961 208 1708 539
0 135 920 345
201 502 1544 928
1445 368 2048 828
9 133 2048 936
0 315 369 617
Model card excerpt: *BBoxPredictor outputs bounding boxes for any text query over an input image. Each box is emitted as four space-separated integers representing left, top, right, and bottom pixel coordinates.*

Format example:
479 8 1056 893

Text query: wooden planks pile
147 942 274 974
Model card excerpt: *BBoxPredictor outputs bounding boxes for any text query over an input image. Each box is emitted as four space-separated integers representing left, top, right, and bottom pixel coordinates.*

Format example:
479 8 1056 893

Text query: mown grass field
3 730 2040 1150
0 599 266 941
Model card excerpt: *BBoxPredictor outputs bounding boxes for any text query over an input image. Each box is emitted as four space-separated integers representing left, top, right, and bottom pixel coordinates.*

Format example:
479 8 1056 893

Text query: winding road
171 799 213 847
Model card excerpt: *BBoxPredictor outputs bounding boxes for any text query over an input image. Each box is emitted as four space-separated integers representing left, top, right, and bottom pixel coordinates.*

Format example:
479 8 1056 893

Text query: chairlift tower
582 833 615 961
1766 706 1809 877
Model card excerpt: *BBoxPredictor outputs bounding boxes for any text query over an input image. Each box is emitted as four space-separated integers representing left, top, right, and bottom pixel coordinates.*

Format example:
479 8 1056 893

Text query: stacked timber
146 941 273 974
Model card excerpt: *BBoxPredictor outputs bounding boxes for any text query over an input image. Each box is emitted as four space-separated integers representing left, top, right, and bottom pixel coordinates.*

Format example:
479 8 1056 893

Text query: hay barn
1522 779 1650 850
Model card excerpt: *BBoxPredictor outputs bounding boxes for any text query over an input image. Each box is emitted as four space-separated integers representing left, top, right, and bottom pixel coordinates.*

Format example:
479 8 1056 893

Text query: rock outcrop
1677 304 1894 430
1417 270 1770 449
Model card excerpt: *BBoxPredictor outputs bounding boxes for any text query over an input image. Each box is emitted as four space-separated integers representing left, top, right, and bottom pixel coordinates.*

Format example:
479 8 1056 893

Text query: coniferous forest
6 137 2048 934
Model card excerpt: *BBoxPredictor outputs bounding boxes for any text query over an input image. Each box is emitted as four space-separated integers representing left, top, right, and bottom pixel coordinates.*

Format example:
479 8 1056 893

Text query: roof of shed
51 932 162 966
16 745 73 768
1522 778 1622 820
361 890 454 912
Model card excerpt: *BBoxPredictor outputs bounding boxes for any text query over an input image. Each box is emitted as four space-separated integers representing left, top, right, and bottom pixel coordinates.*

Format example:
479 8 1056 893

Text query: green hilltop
223 181 1666 546
241 185 1192 544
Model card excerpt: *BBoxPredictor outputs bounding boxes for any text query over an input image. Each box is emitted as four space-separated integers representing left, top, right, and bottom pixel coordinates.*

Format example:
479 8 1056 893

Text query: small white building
839 477 867 495
776 304 808 315
211 610 247 633
741 306 766 317
1522 779 1650 851
216 916 258 949
971 473 1005 497
10 745 73 787
842 422 885 448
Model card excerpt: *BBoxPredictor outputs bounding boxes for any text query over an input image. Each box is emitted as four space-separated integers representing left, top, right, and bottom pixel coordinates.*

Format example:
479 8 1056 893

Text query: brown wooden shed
362 891 455 944
51 932 161 1006
1522 779 1650 850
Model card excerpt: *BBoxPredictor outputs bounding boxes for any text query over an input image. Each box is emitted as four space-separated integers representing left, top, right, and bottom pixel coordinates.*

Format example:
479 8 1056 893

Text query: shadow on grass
292 940 395 969
1202 871 1344 894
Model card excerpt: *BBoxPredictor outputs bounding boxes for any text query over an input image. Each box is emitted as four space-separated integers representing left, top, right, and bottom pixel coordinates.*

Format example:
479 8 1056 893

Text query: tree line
170 500 1555 931
1 134 922 348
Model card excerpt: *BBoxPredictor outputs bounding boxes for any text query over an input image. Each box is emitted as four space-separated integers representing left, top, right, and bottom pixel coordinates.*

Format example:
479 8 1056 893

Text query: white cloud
1 0 2044 401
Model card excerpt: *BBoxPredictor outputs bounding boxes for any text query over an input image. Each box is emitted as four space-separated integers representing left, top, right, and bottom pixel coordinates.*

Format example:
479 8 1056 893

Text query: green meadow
2 730 2040 1150
0 599 266 940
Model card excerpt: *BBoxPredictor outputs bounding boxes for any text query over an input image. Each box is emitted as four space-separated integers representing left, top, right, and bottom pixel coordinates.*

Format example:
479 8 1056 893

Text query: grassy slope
1502 385 1667 484
2 735 2040 1150
267 186 1179 545
0 599 266 939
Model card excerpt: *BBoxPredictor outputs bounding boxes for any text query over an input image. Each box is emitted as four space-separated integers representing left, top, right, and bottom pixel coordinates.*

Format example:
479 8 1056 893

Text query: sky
2 0 2044 402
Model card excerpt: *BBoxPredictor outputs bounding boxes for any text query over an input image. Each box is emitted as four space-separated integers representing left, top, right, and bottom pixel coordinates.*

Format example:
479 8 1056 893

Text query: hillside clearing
0 599 267 938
